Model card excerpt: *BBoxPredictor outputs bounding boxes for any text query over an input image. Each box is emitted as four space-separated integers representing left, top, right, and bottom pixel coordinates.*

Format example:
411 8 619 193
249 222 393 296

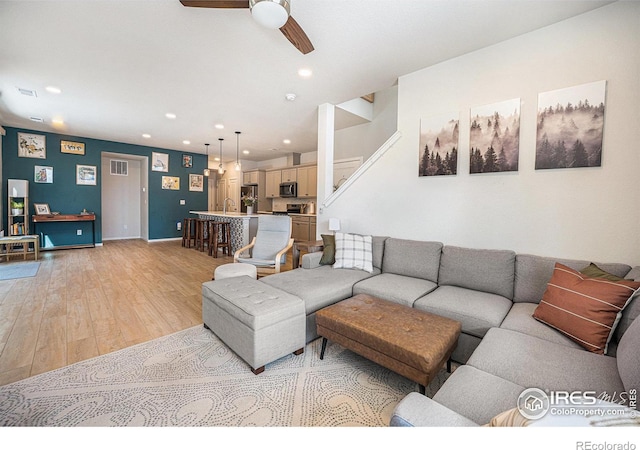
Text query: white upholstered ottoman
214 263 257 280
201 276 305 374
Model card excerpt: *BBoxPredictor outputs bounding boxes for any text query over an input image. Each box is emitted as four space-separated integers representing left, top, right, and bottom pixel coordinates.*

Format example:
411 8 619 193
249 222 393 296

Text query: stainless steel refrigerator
240 185 257 213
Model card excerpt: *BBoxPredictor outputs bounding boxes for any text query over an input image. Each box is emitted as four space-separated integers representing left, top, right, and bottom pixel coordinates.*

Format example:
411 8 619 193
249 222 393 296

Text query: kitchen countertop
190 211 261 218
258 211 316 217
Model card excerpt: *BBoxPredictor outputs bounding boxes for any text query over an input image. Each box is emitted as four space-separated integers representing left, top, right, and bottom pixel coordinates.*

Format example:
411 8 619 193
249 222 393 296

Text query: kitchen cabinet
265 170 281 198
310 216 317 240
281 168 297 183
243 170 260 185
291 215 317 241
296 165 317 198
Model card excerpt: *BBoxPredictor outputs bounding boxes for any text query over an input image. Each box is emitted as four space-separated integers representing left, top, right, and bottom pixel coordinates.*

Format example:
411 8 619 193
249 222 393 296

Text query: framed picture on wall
419 113 459 177
34 165 53 183
18 132 46 159
76 165 97 185
535 80 606 170
189 174 203 192
469 98 521 174
182 154 193 168
162 176 180 190
33 203 51 215
61 140 85 155
152 152 169 172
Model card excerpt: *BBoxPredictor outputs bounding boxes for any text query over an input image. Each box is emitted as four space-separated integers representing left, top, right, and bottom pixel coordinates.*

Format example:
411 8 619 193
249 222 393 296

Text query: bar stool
181 218 196 248
194 218 209 252
209 221 231 258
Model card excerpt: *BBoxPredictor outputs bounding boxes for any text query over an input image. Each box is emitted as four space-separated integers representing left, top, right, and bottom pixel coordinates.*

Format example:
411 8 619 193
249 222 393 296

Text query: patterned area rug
0 261 40 280
0 325 451 426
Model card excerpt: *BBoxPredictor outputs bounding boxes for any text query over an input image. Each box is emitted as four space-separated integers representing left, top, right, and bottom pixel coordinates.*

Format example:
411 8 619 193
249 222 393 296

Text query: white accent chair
234 215 294 276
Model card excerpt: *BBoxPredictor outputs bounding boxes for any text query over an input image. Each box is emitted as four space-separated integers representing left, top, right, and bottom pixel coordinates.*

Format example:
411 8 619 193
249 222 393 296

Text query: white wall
320 2 640 266
334 85 398 162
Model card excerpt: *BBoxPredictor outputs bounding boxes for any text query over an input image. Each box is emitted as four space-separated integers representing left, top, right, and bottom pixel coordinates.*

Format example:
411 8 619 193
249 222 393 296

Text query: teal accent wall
2 127 208 246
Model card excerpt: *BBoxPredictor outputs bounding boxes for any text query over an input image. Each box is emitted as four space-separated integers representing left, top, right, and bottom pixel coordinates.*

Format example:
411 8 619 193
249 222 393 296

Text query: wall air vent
18 87 37 97
110 159 129 176
29 116 44 123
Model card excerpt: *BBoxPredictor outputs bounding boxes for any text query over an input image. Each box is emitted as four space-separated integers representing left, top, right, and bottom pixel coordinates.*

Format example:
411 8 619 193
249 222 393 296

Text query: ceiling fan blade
280 16 314 55
180 0 249 8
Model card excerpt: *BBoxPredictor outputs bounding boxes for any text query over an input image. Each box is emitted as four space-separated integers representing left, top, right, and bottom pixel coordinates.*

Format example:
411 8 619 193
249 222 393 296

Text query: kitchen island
189 211 260 254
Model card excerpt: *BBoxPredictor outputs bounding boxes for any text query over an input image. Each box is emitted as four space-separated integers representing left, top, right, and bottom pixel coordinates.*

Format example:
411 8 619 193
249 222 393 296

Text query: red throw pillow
533 263 640 354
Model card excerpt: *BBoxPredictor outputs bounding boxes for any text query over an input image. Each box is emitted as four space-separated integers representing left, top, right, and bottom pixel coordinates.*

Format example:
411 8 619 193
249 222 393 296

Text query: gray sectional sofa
259 236 640 426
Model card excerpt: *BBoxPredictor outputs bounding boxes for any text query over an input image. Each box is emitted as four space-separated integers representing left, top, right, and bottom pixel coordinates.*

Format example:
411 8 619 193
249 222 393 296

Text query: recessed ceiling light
285 93 296 101
283 139 291 144
142 134 151 139
165 113 176 119
298 68 312 78
45 86 62 94
183 140 191 145
214 157 220 161
243 150 250 155
52 118 64 125
215 124 224 130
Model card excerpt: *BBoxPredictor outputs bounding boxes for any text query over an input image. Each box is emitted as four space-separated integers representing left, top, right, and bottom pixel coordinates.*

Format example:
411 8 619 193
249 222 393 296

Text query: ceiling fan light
250 0 290 29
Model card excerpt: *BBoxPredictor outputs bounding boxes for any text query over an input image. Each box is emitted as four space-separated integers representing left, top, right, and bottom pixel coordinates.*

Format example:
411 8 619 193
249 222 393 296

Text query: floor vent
110 159 129 176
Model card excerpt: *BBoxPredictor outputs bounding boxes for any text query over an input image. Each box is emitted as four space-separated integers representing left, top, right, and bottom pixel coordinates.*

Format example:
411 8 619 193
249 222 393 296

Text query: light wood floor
0 239 295 387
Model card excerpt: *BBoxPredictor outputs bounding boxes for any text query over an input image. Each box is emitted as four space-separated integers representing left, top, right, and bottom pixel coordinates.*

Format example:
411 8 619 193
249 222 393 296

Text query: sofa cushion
413 285 512 339
616 316 640 405
381 238 442 282
319 234 335 265
581 263 625 281
513 254 631 304
438 246 515 299
353 273 438 308
432 365 525 425
499 302 582 350
260 265 378 315
617 266 640 342
371 236 387 270
390 392 480 427
532 263 640 354
333 232 373 273
467 328 625 397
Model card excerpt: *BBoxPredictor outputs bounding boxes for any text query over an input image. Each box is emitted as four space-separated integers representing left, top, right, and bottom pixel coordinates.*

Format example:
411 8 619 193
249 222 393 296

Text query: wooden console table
32 214 96 250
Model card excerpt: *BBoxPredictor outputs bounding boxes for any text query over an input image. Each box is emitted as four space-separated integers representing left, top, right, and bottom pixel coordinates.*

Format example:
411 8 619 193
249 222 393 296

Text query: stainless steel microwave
279 182 297 198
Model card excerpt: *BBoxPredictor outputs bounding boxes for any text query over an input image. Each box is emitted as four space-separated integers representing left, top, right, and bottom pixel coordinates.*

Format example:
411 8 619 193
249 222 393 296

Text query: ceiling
0 0 613 163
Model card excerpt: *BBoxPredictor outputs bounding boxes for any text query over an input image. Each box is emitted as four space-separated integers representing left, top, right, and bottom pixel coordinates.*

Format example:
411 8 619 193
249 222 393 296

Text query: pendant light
203 143 210 177
234 131 241 171
218 138 224 174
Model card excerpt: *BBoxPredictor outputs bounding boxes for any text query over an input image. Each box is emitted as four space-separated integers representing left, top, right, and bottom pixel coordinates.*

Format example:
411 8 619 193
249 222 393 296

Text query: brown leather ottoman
316 294 461 394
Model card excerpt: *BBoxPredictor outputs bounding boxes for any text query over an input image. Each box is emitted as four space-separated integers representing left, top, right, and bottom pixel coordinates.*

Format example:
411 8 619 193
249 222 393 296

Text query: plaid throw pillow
333 232 373 273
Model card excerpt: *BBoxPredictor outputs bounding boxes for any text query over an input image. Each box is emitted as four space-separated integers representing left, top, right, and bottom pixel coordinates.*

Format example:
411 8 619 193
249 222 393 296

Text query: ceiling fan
180 0 314 55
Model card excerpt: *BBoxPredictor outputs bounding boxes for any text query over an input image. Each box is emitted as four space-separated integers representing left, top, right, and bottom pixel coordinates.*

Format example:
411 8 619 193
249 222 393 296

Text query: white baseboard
147 237 182 243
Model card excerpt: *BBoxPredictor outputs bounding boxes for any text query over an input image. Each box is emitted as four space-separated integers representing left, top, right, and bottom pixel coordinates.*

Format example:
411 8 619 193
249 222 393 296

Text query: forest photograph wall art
535 80 606 170
419 113 459 177
469 98 521 174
